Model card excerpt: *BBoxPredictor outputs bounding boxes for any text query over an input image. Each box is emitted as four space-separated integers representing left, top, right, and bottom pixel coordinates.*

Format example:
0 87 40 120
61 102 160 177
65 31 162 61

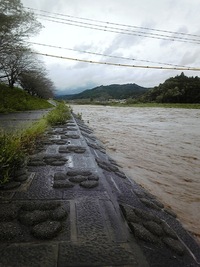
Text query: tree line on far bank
0 0 54 99
138 72 200 104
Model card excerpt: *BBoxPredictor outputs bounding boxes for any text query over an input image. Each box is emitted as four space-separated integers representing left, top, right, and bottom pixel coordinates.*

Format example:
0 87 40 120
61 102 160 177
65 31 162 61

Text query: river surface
72 105 200 242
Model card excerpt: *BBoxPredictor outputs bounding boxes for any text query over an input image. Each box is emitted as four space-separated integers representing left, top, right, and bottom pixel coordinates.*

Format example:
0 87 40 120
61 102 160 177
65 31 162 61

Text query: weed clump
0 103 71 185
46 103 71 125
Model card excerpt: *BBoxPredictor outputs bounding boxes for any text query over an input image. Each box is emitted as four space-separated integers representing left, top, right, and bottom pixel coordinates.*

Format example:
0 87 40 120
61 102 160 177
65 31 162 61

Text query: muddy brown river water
72 105 200 242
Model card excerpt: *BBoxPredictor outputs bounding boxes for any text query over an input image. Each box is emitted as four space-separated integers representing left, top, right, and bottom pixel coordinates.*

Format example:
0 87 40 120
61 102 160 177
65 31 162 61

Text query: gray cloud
21 0 200 94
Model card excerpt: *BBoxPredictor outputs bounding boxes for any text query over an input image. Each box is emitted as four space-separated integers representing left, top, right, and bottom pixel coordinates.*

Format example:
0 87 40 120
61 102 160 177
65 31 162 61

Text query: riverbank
71 105 200 242
0 114 199 266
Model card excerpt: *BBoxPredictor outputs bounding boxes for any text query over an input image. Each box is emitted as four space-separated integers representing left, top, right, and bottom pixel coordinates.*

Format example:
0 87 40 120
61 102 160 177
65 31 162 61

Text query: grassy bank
0 84 53 113
123 103 200 109
0 103 71 185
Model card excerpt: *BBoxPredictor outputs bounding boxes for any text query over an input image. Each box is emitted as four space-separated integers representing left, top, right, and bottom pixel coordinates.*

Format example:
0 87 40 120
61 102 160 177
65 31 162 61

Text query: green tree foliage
0 0 41 48
141 73 200 103
0 0 55 98
61 84 148 100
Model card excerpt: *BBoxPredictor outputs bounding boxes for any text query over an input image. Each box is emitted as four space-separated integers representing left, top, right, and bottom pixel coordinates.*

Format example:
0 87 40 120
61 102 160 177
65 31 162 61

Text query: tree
0 46 38 87
0 0 42 86
0 0 41 48
19 69 55 99
0 0 55 98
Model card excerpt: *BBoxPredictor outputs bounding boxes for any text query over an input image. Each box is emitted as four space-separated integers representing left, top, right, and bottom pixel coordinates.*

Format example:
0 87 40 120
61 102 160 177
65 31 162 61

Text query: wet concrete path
0 114 200 267
0 109 51 132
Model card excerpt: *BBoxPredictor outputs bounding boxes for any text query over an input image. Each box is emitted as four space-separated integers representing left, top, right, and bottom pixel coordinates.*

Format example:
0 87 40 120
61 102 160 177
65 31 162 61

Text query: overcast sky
21 0 200 94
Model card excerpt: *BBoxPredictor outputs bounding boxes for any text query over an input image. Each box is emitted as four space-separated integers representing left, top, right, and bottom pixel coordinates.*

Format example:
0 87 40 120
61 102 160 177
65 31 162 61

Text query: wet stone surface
28 154 68 166
120 204 186 256
59 145 86 154
53 170 99 189
1 116 200 267
0 201 68 242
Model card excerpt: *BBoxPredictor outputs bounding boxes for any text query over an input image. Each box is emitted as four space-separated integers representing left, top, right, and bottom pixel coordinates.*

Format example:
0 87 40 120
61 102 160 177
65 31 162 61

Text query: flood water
72 105 200 241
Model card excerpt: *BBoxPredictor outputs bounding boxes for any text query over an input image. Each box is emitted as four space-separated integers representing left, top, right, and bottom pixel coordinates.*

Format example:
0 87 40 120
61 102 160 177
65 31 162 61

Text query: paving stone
151 198 165 209
140 198 161 210
0 222 23 241
59 145 86 154
54 172 67 180
66 123 76 127
49 206 68 220
52 139 67 145
1 181 21 190
81 132 96 141
120 204 142 224
19 210 50 226
133 207 162 224
58 146 70 153
53 180 74 188
143 221 164 237
163 237 185 255
164 208 177 218
14 168 27 177
50 160 67 166
162 222 178 239
28 161 46 166
0 244 57 267
115 171 127 179
14 173 29 182
21 201 60 212
96 158 119 172
44 156 68 165
80 180 99 188
58 242 139 266
65 134 80 139
0 205 18 221
31 220 62 239
129 223 160 244
80 127 93 134
69 175 88 183
88 174 99 181
67 170 92 176
133 189 145 198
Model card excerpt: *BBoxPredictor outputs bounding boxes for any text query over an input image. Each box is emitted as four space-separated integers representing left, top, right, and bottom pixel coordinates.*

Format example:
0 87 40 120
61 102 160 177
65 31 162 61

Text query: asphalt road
0 109 51 132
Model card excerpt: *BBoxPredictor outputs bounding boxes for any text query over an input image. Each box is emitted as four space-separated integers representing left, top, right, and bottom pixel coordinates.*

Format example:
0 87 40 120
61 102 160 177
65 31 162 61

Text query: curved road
0 109 51 132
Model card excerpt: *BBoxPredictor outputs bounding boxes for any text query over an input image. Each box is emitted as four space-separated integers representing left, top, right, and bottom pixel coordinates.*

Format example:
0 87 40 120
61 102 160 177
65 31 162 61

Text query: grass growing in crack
0 103 71 184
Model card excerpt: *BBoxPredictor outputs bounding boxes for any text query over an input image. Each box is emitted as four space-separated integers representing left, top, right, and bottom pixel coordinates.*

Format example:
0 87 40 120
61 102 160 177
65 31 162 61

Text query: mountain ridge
57 83 149 100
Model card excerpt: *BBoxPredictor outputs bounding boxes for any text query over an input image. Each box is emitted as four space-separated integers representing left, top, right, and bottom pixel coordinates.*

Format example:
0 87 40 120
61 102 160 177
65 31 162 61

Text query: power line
28 41 189 68
25 6 200 39
34 13 200 45
31 50 200 71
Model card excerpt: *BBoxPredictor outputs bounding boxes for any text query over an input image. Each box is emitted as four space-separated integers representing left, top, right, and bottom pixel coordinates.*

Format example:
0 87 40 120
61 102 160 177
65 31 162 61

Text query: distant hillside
140 73 200 103
0 84 53 113
58 83 149 100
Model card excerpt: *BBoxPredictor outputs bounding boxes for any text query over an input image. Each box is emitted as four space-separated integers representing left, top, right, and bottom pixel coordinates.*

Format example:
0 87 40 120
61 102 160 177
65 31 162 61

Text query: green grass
123 103 200 109
0 83 53 113
0 103 71 185
46 103 71 125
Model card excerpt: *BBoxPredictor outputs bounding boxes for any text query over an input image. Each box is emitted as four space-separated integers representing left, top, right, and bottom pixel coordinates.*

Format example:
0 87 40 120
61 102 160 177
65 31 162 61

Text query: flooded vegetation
72 105 200 241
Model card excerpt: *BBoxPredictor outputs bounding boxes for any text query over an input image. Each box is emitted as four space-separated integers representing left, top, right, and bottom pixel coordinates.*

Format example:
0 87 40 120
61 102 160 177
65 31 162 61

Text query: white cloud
21 0 200 94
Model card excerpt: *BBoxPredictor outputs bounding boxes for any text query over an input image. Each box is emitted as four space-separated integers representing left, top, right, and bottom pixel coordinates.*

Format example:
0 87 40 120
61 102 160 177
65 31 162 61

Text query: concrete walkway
0 114 200 267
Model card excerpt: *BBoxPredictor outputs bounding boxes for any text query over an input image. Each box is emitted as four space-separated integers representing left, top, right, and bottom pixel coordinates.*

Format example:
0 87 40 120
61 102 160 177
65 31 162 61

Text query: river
71 105 200 242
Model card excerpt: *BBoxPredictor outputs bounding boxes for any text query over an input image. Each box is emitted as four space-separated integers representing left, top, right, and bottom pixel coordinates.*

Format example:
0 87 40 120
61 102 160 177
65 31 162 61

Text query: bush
46 103 71 125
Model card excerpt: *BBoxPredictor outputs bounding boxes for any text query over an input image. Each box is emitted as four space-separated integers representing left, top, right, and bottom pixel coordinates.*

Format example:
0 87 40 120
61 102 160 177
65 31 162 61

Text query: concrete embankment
0 114 200 267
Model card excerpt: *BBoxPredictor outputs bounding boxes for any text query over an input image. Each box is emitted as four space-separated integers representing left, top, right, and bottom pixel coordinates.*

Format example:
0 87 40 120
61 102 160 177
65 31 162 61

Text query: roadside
0 109 51 132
